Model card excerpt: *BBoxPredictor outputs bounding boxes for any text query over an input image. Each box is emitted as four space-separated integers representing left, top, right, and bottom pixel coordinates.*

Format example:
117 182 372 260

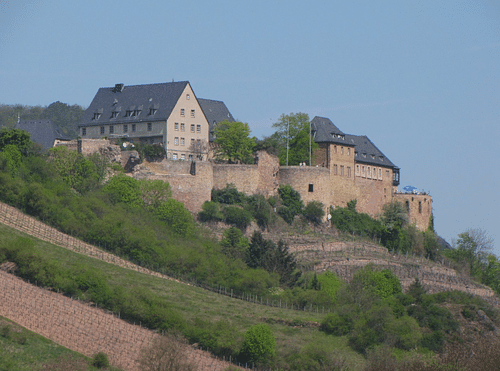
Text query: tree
138 333 197 371
220 226 249 260
303 200 325 225
214 120 255 163
189 139 208 160
450 228 494 277
0 127 32 156
240 324 276 365
102 173 142 208
277 184 304 224
155 199 194 236
271 112 318 166
139 178 172 209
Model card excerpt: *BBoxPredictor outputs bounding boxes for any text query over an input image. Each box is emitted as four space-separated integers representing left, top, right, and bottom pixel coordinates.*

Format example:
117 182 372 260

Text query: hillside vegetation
1 128 500 370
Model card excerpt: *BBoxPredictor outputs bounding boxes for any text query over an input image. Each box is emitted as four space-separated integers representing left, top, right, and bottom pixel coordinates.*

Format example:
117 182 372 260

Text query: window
125 110 133 117
362 166 365 177
180 108 185 117
175 122 179 131
419 201 422 213
174 137 179 146
356 165 360 176
188 154 193 161
109 125 114 134
334 145 337 154
190 124 195 132
379 168 382 180
93 112 101 120
191 138 195 146
334 164 338 175
100 126 105 135
172 153 177 160
181 154 185 160
191 109 195 118
186 94 190 100
341 147 344 155
180 137 185 146
308 184 314 192
386 170 390 179
123 124 128 133
111 111 119 118
340 165 344 176
81 127 86 136
149 138 154 144
149 108 157 115
367 167 371 178
347 167 351 178
196 124 201 133
132 124 136 132
181 123 185 131
147 122 152 131
347 148 351 156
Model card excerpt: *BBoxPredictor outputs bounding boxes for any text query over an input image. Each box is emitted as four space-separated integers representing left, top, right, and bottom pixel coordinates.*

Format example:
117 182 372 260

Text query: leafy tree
139 178 172 209
448 228 494 277
91 352 109 368
302 200 325 225
198 201 224 222
0 144 23 176
271 112 318 165
277 184 303 224
246 194 272 229
138 332 197 371
379 200 408 229
220 227 249 260
102 173 143 208
154 199 194 236
223 205 253 230
240 324 276 365
211 183 247 205
246 231 274 270
43 101 85 138
214 120 255 163
0 127 32 155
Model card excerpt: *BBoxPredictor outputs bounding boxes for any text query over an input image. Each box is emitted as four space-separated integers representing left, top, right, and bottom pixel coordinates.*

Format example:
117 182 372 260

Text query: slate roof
310 116 397 168
79 81 190 127
15 119 67 150
345 134 396 168
311 116 348 145
198 98 235 142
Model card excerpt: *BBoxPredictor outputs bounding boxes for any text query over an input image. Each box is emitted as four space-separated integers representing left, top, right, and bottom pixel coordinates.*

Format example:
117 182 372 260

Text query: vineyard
1 199 499 370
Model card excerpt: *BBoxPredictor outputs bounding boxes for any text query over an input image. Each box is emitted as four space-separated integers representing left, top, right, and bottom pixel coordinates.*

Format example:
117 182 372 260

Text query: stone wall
278 166 332 213
393 193 433 231
354 173 394 216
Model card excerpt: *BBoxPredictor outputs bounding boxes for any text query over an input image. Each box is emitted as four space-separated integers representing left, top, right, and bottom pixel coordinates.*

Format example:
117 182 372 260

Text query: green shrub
212 184 247 205
223 205 252 230
320 313 353 336
220 227 249 260
155 199 194 236
240 324 276 365
92 352 109 368
1 324 11 339
198 201 223 222
246 194 272 229
302 200 325 225
102 173 142 208
277 206 295 224
278 184 303 215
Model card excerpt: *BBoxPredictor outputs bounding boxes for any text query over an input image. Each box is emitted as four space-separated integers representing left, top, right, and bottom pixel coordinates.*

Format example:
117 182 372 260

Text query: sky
1 0 499 255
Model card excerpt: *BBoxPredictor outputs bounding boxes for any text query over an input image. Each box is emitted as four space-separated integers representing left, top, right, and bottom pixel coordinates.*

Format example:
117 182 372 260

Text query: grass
0 223 368 369
0 316 123 371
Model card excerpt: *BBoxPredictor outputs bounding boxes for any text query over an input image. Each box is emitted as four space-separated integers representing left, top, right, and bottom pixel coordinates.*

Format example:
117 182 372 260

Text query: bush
212 184 247 205
240 324 276 365
302 201 325 225
155 199 194 236
320 313 353 336
92 352 109 368
198 201 223 222
223 205 252 230
246 194 272 229
278 185 303 216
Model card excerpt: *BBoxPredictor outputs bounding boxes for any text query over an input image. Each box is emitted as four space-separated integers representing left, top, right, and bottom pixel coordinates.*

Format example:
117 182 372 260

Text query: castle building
78 82 233 161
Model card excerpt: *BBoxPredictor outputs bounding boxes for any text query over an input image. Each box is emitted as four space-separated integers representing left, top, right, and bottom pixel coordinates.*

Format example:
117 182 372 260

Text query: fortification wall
278 166 331 212
394 193 433 231
255 151 280 198
80 139 112 155
213 164 260 194
355 175 394 216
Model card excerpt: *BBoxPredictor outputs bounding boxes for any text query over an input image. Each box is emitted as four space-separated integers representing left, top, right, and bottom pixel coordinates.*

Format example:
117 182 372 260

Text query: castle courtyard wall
393 193 433 231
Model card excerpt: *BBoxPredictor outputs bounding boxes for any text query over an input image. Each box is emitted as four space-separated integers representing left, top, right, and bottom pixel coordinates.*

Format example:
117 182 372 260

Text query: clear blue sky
1 0 499 254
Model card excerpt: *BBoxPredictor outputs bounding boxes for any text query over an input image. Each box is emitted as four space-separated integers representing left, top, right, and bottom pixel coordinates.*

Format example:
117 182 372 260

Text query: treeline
0 101 84 138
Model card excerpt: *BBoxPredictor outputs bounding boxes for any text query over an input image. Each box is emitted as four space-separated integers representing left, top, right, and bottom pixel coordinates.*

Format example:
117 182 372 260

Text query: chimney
113 83 124 93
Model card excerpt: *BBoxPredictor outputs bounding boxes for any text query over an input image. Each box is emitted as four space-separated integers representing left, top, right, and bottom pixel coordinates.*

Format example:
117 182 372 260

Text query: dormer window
125 110 133 117
379 156 384 162
362 153 367 158
371 154 375 160
93 112 101 120
111 111 119 118
149 104 159 115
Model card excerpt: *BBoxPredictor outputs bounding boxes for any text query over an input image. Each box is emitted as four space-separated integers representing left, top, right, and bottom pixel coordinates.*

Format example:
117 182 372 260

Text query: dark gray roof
311 116 348 145
198 98 235 142
311 116 397 168
15 119 67 150
79 81 190 127
345 134 396 168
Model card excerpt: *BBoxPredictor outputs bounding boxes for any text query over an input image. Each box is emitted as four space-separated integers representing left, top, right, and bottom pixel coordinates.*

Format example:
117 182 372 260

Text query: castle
76 81 432 231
